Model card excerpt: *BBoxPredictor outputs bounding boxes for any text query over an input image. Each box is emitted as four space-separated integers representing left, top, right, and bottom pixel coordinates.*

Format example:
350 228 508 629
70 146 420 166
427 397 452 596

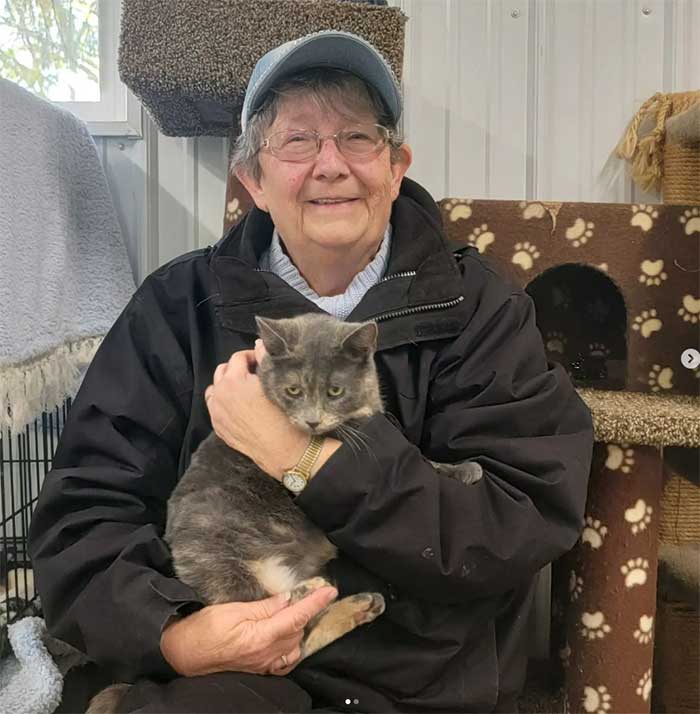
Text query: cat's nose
306 420 319 430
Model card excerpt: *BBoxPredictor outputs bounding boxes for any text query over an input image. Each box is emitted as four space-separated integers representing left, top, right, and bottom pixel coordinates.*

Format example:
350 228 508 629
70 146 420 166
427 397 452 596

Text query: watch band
286 435 325 480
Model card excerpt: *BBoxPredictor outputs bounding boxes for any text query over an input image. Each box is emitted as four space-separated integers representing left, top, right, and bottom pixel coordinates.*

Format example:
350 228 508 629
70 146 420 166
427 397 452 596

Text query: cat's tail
86 683 132 714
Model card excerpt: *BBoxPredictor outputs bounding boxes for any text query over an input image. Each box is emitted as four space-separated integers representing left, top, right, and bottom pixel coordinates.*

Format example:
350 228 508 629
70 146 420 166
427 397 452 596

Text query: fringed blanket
0 79 135 433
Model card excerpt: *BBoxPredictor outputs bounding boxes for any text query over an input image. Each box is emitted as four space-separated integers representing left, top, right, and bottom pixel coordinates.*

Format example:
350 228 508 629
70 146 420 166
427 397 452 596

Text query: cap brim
245 32 401 127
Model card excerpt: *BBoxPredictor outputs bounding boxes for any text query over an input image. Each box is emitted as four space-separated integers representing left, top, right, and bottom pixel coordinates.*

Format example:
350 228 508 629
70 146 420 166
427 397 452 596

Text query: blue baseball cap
240 30 403 133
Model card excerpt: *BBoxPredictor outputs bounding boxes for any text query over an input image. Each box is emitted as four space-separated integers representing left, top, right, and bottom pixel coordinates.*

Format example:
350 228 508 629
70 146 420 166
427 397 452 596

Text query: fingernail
282 591 292 601
327 587 338 600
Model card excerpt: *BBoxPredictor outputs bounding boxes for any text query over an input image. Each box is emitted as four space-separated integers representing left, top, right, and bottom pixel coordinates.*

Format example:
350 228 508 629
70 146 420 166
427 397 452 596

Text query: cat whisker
343 424 369 451
340 423 379 470
340 424 370 461
336 424 362 457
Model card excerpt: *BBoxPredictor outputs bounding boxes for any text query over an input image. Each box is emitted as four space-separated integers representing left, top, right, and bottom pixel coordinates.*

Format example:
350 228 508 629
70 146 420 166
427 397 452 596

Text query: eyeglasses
260 124 393 163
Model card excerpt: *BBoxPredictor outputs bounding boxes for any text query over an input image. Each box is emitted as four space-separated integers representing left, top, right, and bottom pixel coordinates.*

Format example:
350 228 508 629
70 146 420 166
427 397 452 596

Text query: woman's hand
204 341 308 479
160 586 338 677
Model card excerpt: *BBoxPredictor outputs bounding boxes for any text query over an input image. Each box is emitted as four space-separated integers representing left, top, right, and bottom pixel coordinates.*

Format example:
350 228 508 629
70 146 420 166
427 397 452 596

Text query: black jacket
29 177 594 712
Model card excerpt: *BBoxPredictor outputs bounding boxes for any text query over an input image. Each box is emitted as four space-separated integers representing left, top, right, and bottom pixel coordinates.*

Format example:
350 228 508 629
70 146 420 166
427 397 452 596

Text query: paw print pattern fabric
552 443 664 713
434 198 700 396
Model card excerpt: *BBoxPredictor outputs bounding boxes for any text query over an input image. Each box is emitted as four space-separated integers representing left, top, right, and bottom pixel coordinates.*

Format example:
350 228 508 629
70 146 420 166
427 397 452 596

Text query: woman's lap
118 671 331 714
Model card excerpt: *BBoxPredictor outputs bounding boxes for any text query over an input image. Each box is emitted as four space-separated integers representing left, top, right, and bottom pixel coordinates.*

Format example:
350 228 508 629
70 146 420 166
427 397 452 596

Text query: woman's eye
327 386 345 398
283 132 313 146
286 386 302 397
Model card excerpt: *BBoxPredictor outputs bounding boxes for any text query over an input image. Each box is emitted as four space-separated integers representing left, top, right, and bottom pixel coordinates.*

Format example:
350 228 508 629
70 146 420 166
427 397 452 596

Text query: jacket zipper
378 270 417 283
253 267 462 322
370 295 464 323
253 268 418 281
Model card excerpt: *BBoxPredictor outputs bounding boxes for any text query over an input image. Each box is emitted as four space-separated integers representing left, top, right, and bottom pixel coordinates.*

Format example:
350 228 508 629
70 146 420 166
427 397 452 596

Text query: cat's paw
350 592 386 624
290 576 334 603
456 461 483 485
429 459 483 485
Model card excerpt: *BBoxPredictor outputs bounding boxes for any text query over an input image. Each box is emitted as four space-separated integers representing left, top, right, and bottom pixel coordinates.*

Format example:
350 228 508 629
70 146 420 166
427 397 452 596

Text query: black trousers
60 583 533 714
118 672 329 714
116 670 523 713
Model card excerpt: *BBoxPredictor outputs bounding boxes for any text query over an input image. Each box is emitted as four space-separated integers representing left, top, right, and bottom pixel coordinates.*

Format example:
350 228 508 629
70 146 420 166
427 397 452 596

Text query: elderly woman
29 31 593 714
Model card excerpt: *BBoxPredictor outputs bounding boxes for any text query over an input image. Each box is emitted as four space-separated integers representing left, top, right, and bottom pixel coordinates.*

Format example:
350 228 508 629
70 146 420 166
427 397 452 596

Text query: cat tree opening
526 264 627 391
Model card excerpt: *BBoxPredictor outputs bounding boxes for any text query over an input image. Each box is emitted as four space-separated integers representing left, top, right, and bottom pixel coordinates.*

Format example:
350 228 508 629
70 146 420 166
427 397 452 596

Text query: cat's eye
285 386 303 397
327 385 345 398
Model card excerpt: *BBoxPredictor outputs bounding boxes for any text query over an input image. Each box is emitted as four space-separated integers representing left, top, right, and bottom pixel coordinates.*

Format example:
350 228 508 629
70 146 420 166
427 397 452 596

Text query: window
0 0 141 137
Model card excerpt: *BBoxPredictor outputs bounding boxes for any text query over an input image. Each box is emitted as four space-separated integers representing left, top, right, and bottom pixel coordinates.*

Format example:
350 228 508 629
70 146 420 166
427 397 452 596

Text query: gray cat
87 313 482 713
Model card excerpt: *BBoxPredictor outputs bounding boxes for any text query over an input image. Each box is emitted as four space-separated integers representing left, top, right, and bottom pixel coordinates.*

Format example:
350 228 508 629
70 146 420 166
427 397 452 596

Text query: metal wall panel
445 0 491 196
399 0 451 199
486 0 529 199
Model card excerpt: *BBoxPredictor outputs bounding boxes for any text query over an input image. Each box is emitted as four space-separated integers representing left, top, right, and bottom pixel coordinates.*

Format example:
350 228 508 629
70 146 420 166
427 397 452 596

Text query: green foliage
0 0 99 99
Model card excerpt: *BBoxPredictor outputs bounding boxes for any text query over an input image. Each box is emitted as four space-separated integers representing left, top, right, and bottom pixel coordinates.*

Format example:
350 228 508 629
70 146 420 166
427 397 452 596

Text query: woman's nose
312 136 350 176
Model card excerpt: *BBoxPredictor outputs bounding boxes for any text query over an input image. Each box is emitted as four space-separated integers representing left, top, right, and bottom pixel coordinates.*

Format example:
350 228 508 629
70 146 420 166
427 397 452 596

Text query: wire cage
0 399 71 656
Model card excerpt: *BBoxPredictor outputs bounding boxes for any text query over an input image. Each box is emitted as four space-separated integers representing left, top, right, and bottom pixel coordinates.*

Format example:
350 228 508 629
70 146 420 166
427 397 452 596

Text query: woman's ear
390 144 413 201
235 168 269 212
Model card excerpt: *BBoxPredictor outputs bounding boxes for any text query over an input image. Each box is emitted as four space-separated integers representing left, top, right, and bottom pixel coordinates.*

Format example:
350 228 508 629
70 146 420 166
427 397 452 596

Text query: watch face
283 472 306 493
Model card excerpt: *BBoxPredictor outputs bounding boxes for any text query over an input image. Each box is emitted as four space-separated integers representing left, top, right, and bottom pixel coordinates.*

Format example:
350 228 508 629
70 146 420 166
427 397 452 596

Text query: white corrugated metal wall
397 0 700 203
100 0 699 285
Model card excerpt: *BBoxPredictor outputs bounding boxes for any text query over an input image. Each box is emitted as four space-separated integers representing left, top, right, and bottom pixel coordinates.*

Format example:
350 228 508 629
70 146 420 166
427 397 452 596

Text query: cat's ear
255 317 292 357
340 322 378 361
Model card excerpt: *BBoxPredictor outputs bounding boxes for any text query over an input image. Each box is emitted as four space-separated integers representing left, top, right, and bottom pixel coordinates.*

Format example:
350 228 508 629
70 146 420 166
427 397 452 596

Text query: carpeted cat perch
118 0 406 137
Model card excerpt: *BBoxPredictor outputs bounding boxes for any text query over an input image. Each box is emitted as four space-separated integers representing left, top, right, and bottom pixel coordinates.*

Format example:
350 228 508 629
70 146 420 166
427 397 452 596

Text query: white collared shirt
259 224 392 320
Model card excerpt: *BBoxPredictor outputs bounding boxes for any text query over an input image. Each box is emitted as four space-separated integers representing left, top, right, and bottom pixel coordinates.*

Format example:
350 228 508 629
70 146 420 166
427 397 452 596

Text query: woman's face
238 95 412 258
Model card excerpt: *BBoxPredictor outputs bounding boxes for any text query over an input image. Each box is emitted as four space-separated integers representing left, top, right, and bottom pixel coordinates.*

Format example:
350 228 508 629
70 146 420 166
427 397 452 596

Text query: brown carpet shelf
118 0 407 137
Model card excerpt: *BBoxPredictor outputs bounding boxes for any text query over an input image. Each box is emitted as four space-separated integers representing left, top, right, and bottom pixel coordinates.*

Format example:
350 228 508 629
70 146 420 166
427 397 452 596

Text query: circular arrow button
681 348 700 370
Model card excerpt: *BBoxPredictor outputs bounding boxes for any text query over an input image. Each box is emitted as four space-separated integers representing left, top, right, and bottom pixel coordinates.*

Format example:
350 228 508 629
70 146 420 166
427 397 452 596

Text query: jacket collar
209 177 468 350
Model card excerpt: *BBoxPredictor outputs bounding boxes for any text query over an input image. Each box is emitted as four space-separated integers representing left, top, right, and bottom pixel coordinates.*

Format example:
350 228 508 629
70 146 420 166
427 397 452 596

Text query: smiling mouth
308 198 359 206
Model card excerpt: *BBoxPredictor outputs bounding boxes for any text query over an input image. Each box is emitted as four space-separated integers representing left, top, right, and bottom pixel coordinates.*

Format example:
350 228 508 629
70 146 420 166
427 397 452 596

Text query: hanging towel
0 79 136 433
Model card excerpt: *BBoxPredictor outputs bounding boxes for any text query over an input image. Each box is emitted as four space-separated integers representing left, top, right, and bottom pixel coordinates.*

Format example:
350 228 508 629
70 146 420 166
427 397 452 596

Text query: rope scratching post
613 91 700 205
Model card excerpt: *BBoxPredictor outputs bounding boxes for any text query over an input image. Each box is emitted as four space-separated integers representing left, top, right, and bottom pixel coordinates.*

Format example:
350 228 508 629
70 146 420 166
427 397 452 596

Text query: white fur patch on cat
246 557 299 595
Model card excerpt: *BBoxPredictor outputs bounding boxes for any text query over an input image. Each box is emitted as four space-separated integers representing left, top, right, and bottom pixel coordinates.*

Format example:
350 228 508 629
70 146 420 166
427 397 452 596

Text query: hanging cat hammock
118 0 407 137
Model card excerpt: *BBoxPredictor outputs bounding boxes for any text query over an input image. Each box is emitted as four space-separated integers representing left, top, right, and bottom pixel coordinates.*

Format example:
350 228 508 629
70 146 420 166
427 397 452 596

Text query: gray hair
230 67 405 182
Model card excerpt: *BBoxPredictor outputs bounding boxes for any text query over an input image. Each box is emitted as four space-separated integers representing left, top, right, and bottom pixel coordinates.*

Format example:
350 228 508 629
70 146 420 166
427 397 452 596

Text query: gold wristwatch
282 435 325 494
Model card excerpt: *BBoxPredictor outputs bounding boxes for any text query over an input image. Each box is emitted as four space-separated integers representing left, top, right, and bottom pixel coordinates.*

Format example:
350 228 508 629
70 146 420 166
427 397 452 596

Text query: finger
283 645 302 668
268 645 302 676
254 339 267 365
239 592 292 622
225 349 258 380
273 653 290 672
213 363 227 386
262 586 337 641
273 632 304 656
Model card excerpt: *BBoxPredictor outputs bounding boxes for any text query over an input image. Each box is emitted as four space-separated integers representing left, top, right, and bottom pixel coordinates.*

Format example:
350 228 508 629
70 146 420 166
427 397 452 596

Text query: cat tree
437 197 700 714
608 88 700 714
